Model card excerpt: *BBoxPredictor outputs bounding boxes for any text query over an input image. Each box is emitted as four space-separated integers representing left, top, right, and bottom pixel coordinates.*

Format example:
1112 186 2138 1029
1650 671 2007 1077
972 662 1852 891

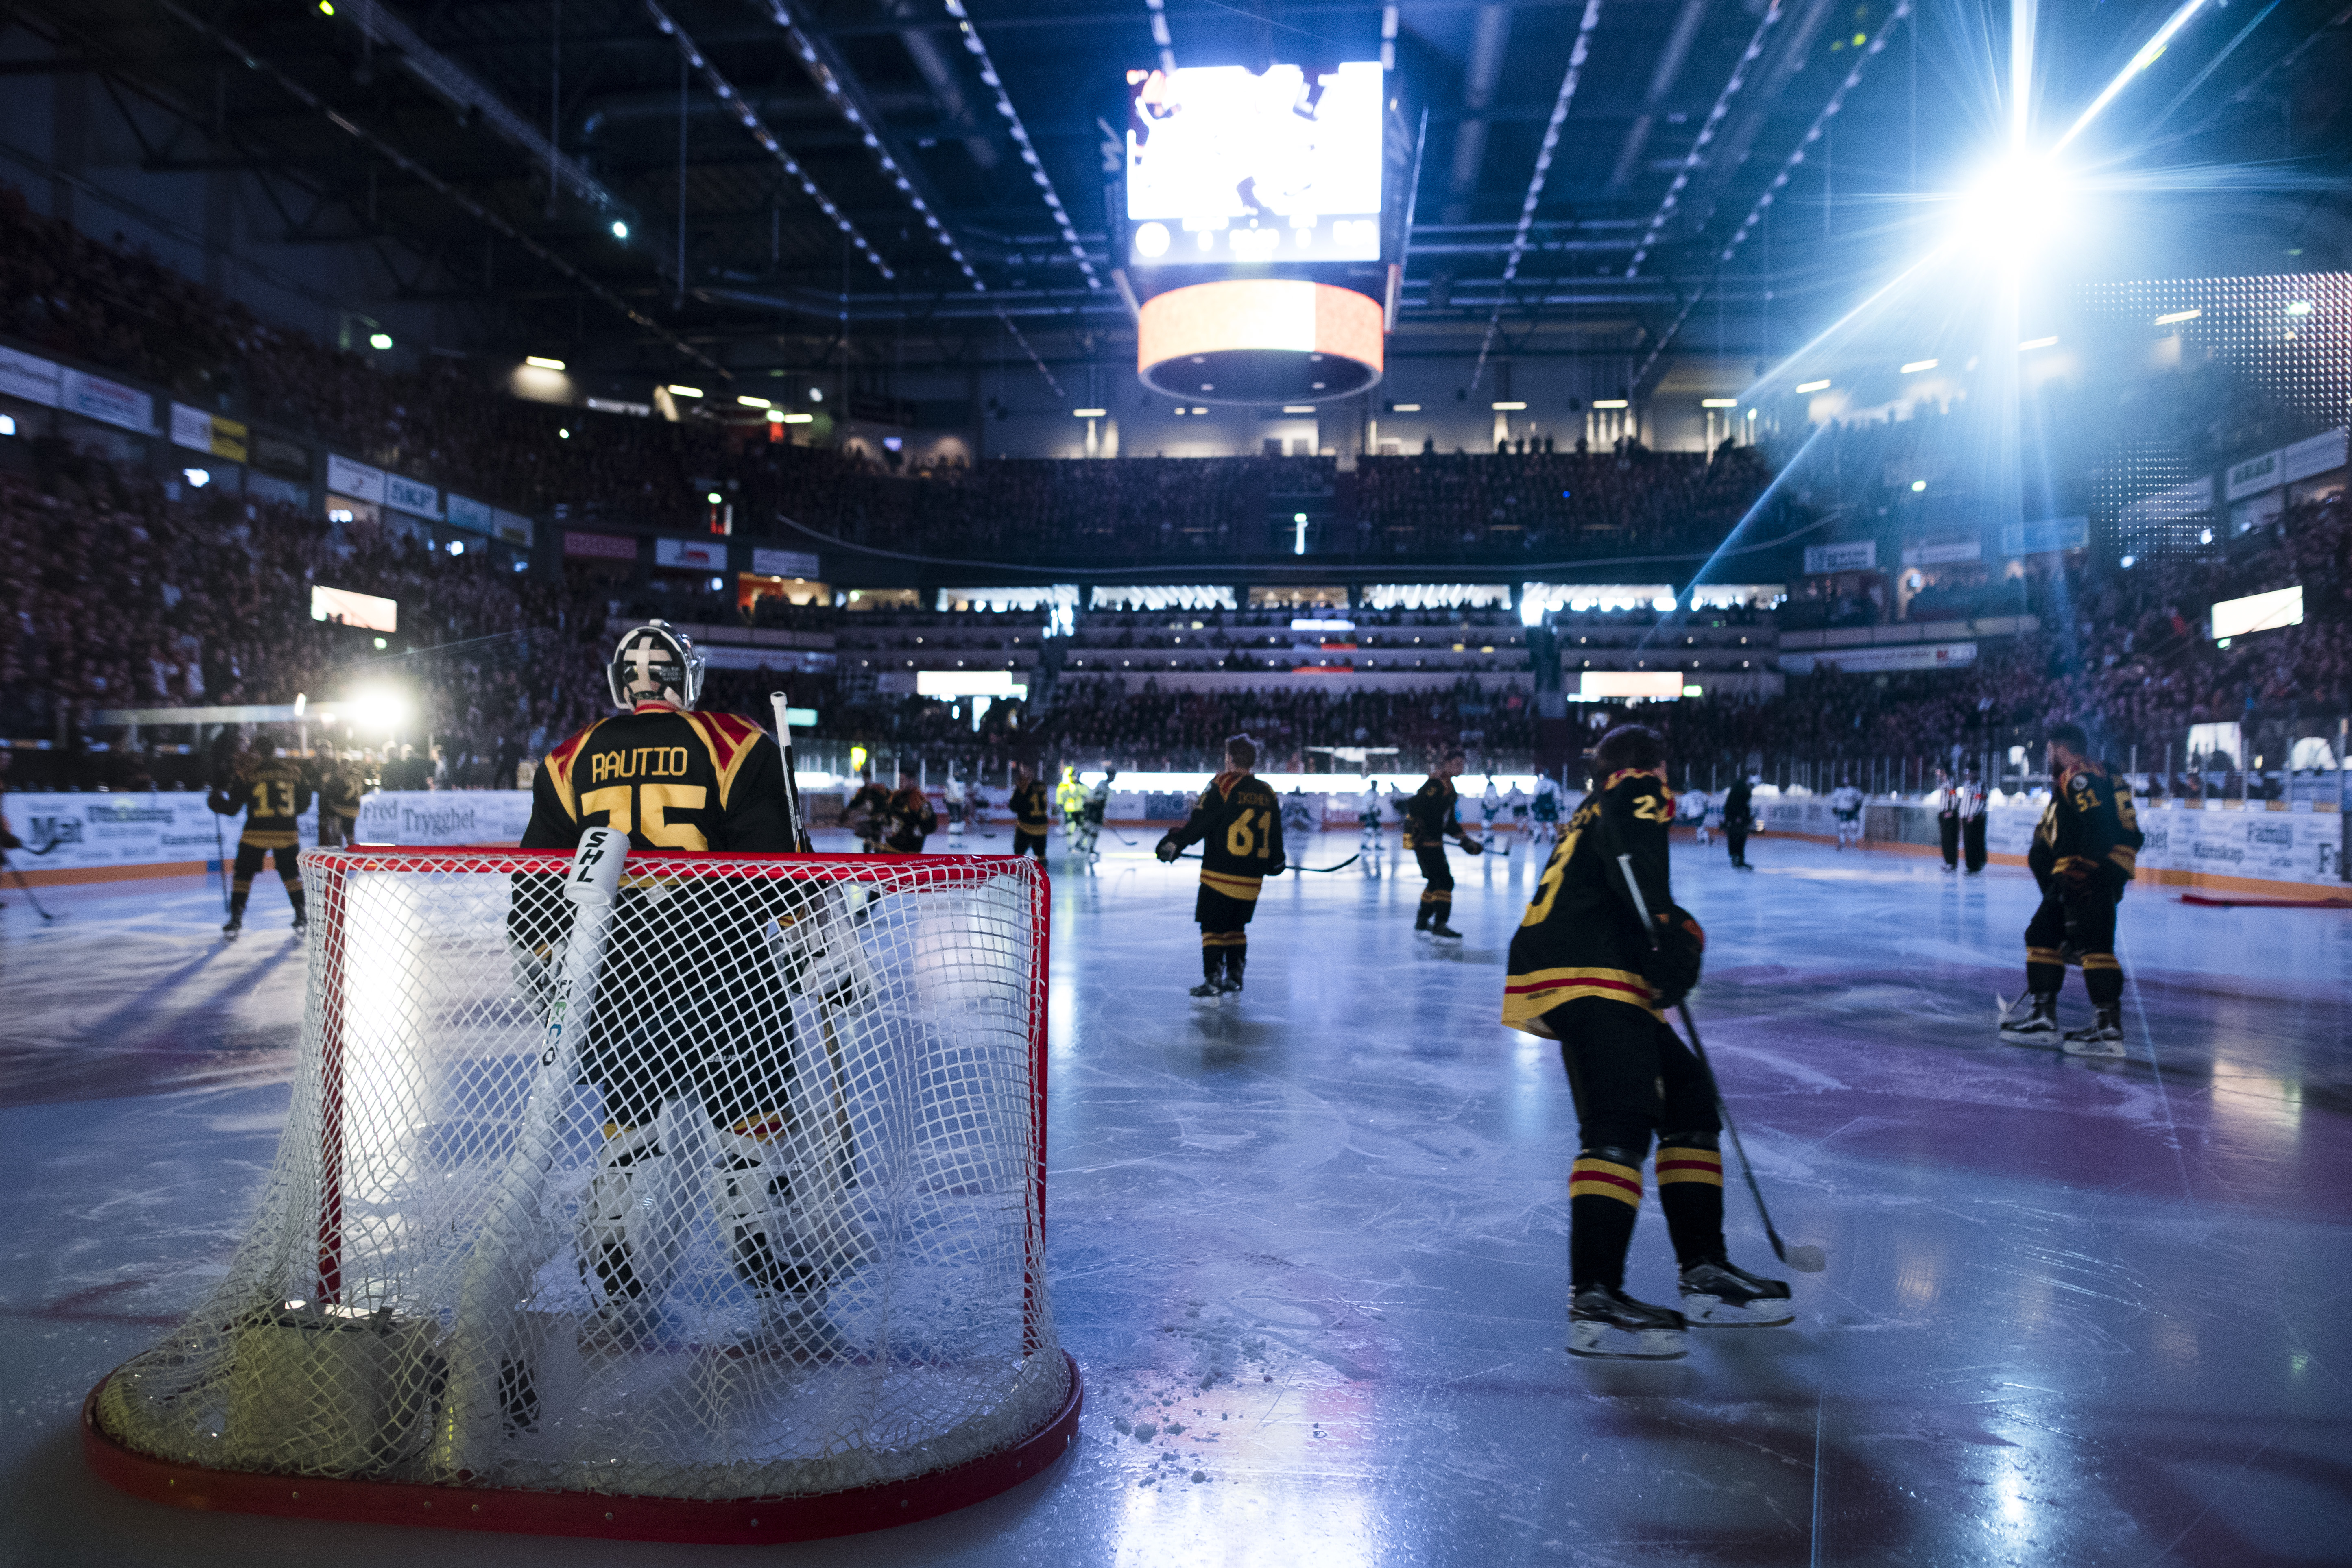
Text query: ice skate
1677 1259 1795 1327
2062 1006 2127 1058
1997 992 2061 1046
1428 921 1463 940
1218 975 1245 994
1189 980 1224 1000
220 916 242 939
1567 1284 1688 1360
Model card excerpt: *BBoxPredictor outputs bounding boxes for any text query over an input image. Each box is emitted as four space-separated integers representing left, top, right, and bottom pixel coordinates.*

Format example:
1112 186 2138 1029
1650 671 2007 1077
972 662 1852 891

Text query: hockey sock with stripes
1568 1148 1645 1292
1225 944 1246 985
1655 1139 1727 1266
2026 946 2065 999
2083 954 2123 1008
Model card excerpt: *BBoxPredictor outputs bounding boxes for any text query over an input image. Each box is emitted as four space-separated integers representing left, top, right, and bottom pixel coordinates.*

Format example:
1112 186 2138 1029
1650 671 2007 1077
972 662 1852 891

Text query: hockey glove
1460 837 1484 856
1645 906 1706 1010
1154 837 1181 863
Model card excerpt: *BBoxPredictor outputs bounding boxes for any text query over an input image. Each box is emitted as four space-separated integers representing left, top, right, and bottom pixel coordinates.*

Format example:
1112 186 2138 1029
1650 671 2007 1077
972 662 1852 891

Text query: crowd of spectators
1657 494 2350 791
0 435 613 789
1344 445 1784 560
1036 678 1536 773
0 184 725 530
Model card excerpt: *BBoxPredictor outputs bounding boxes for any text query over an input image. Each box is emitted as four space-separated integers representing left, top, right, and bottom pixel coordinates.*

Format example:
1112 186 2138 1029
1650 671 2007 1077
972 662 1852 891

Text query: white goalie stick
436 826 630 1476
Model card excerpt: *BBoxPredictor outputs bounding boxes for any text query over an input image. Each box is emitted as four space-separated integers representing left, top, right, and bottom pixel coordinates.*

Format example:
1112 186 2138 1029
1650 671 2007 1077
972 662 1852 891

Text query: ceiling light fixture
641 0 896 280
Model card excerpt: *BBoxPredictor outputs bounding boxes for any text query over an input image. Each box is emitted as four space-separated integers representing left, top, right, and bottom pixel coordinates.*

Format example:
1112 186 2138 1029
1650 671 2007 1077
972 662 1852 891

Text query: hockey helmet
608 620 706 710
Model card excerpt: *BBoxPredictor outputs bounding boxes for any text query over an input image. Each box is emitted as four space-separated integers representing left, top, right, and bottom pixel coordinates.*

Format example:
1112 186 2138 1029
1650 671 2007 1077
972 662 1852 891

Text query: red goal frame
84 847 1078 1543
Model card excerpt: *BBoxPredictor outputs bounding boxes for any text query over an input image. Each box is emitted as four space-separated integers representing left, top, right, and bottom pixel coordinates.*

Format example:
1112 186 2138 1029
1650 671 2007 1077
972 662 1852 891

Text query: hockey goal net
85 843 1076 1542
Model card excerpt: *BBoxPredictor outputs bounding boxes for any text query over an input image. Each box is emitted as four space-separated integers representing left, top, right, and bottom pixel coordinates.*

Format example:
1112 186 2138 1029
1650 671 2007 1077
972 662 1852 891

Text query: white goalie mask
608 620 706 710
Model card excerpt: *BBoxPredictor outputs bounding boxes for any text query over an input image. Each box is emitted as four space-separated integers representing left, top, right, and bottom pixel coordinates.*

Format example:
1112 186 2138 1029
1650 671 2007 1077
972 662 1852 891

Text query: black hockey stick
1613 853 1825 1274
211 812 230 914
1170 849 1360 874
1 853 54 920
1671 1003 1825 1272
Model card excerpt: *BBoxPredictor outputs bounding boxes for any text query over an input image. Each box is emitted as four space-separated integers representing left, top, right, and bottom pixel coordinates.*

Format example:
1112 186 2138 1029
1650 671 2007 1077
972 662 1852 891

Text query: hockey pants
1414 844 1452 921
229 842 303 920
2025 884 2124 1008
1939 815 1960 868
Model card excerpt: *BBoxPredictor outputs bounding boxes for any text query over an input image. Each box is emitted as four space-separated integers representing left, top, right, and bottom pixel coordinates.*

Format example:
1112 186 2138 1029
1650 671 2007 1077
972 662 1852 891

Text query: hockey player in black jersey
843 770 891 853
1156 735 1286 998
511 620 839 1338
1405 749 1482 938
1009 763 1051 861
881 769 939 853
1503 724 1790 1359
1999 723 2143 1055
209 737 311 937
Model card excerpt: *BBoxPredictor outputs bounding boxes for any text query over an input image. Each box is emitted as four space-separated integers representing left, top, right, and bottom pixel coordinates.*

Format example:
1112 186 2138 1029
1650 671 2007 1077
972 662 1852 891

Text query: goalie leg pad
578 1122 677 1306
716 1122 848 1301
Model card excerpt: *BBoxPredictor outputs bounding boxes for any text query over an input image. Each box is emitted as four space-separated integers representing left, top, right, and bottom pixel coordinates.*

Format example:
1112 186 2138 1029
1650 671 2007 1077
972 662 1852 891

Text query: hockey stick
437 827 628 1476
211 812 229 914
1169 849 1361 874
769 691 813 853
1613 853 1826 1274
0 853 55 920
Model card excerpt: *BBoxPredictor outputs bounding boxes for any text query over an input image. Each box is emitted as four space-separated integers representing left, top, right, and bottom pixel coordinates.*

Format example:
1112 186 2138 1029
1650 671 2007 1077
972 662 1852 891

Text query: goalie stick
1613 853 1826 1274
437 827 629 1475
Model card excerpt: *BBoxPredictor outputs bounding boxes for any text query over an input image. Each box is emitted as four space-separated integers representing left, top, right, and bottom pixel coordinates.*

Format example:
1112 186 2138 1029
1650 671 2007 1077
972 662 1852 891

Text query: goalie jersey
1502 770 1680 1036
520 709 794 853
1164 769 1287 901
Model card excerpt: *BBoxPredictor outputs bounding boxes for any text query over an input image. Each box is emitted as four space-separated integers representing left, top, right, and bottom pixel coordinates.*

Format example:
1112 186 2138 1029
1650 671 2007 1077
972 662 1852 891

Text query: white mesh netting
93 845 1065 1503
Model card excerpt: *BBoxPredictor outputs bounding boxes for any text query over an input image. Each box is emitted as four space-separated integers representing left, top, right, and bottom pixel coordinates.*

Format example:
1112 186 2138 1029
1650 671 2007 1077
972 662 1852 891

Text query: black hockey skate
1567 1284 1688 1360
1997 992 2061 1046
1428 921 1464 940
1677 1259 1795 1327
220 916 242 940
2062 1006 2127 1058
1189 981 1224 1000
1218 975 1245 994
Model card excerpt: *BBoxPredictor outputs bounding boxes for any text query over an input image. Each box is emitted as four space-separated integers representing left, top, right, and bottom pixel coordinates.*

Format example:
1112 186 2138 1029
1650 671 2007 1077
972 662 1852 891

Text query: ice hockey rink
3 828 2347 1568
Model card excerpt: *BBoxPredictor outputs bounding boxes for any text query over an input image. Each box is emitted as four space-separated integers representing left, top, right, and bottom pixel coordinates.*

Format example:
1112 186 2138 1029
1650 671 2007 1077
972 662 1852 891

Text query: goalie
512 620 844 1337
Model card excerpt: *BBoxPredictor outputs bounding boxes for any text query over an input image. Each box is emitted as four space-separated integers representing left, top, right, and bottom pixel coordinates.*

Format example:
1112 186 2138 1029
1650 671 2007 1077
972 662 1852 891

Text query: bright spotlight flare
1952 154 2073 266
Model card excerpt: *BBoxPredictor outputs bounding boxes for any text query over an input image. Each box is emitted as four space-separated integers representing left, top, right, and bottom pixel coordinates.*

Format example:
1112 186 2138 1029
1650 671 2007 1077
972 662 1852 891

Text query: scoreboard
1125 62 1386 269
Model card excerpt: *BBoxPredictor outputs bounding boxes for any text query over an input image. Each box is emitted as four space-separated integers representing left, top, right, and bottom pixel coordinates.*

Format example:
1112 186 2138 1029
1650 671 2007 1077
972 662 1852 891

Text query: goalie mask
608 620 706 710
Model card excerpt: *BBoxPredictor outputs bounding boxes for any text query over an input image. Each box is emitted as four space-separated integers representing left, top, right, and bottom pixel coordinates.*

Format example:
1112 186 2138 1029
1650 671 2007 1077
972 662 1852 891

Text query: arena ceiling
8 0 2346 387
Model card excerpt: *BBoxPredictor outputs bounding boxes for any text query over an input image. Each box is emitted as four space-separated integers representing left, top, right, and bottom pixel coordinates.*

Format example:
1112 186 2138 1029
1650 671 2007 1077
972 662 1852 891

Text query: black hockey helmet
608 620 706 710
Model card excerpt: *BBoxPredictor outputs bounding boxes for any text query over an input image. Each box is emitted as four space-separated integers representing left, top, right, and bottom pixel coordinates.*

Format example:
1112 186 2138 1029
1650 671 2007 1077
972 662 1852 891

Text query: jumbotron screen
1125 62 1384 268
